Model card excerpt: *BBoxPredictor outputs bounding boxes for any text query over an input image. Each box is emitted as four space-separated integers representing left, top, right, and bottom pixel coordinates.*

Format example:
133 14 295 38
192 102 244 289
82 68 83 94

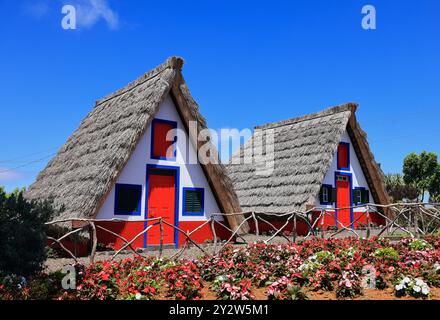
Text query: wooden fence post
89 222 97 264
293 213 297 243
211 217 217 254
414 205 420 239
159 218 164 258
252 212 259 236
366 205 371 239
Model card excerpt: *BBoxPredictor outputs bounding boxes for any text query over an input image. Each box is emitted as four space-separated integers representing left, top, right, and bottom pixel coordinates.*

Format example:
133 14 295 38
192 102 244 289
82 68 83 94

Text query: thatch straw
26 57 245 231
226 103 390 214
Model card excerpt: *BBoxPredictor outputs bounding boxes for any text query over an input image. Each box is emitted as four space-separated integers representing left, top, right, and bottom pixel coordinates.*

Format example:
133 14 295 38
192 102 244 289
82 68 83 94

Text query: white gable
315 130 371 209
96 94 221 221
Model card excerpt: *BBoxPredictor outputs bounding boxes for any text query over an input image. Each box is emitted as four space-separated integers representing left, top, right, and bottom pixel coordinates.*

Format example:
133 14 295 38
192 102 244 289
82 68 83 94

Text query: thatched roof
26 57 245 231
226 103 390 214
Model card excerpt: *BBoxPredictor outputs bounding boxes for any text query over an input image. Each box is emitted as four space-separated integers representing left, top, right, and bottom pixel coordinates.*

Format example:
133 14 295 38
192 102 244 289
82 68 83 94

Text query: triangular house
26 57 244 249
226 103 390 232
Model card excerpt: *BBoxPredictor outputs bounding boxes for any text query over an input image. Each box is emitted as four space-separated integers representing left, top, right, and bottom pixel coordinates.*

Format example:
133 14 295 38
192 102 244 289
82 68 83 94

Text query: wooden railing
45 203 440 263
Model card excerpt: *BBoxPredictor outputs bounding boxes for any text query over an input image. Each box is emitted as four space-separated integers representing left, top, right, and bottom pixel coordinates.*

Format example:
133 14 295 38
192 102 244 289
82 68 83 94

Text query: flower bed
1 236 440 300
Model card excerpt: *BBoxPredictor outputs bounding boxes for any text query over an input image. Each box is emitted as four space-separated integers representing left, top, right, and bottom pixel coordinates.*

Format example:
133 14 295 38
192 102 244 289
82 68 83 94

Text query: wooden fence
45 202 440 264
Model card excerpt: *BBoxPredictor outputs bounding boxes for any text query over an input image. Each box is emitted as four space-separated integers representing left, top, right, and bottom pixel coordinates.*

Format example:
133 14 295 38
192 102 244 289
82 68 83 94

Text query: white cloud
0 168 25 182
71 0 119 30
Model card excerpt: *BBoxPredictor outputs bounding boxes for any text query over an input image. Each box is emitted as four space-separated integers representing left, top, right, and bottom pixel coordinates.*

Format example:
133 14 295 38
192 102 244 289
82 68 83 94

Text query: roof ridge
255 102 358 130
95 56 184 107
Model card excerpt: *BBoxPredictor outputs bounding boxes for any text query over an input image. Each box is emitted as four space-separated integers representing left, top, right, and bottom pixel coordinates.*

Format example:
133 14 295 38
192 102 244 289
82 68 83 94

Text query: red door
147 172 176 245
336 174 352 228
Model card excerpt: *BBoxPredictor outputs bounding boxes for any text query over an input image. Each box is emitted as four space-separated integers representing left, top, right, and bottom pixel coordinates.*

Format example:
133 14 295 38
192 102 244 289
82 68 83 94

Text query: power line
0 147 59 164
0 153 56 174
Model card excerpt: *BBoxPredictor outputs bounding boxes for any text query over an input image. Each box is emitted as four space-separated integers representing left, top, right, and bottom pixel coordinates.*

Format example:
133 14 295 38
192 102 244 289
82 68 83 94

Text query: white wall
96 94 222 221
315 130 372 210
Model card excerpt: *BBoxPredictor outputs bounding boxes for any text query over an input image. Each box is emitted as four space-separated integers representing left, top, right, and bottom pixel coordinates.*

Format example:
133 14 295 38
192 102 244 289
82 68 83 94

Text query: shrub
395 276 430 298
372 247 399 261
162 262 203 300
267 277 308 300
408 239 432 251
422 263 440 288
0 187 53 277
336 271 363 299
212 275 255 300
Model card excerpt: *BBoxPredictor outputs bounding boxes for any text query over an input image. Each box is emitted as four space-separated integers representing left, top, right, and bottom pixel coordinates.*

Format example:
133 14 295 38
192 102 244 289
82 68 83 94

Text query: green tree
429 163 440 203
384 173 419 202
0 187 53 277
403 151 439 202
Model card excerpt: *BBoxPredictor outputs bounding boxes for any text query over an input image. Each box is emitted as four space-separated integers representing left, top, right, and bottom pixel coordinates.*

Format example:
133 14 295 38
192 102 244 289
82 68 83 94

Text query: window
337 142 350 170
319 184 335 205
183 188 204 216
114 184 142 215
354 187 369 205
151 118 177 160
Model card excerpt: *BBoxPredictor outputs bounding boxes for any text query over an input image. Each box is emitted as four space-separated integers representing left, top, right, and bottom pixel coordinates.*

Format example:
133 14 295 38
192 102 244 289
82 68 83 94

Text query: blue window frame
150 118 178 161
183 187 204 216
114 184 142 216
319 184 334 205
337 142 350 171
354 187 369 205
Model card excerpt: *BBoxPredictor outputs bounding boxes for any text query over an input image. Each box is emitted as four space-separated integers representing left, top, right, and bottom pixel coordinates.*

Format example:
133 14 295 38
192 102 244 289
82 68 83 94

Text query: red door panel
147 173 176 245
336 174 351 228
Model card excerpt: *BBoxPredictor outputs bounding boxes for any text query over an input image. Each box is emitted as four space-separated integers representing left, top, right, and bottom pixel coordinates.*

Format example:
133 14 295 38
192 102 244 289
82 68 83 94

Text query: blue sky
0 0 439 191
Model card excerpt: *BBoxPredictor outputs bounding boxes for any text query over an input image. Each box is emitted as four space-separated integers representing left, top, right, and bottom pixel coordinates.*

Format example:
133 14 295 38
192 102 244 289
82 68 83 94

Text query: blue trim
334 171 354 229
150 118 178 161
144 164 180 249
353 186 366 205
114 183 142 216
319 184 333 205
182 187 205 216
337 142 350 171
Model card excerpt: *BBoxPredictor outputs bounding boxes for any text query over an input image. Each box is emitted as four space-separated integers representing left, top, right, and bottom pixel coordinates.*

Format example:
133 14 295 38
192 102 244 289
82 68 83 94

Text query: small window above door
337 142 350 170
151 118 177 160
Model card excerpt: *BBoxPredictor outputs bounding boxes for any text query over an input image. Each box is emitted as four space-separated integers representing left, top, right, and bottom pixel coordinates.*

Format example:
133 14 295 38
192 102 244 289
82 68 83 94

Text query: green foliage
403 151 439 202
384 173 419 202
373 247 399 261
408 239 432 251
283 284 309 300
0 187 53 277
315 251 334 263
429 164 440 203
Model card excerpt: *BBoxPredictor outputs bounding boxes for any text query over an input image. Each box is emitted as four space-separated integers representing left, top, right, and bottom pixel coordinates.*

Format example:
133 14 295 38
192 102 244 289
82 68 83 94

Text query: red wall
312 210 385 229
94 220 233 250
178 221 232 246
95 221 146 250
246 219 310 236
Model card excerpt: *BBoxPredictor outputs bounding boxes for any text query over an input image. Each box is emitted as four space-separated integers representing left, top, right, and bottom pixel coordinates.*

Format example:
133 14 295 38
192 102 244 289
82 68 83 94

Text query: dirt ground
158 281 440 300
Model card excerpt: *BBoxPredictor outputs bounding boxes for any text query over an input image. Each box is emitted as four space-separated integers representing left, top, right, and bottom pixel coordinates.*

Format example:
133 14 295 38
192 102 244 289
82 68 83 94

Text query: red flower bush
4 235 440 300
212 275 255 300
162 261 203 300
